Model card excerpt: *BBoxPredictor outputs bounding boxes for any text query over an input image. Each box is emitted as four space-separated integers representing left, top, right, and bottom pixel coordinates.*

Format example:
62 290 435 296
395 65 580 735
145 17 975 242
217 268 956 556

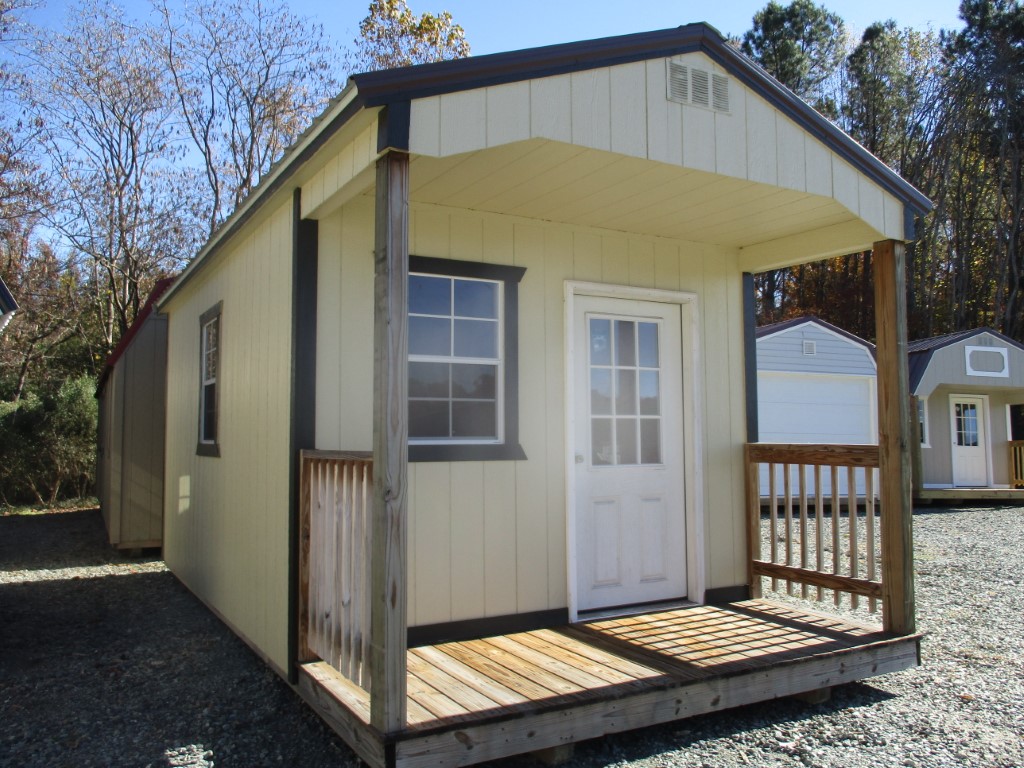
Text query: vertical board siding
163 200 294 672
315 200 746 627
301 121 378 218
410 50 902 239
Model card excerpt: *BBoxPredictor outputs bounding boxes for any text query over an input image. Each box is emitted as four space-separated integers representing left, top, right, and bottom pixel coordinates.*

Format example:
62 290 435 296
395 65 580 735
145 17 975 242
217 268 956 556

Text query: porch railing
298 449 373 691
1010 441 1024 488
746 443 882 614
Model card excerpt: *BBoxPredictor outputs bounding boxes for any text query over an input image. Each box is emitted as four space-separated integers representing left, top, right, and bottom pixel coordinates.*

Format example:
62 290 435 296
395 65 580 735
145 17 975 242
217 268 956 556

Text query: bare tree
26 0 197 351
157 0 339 234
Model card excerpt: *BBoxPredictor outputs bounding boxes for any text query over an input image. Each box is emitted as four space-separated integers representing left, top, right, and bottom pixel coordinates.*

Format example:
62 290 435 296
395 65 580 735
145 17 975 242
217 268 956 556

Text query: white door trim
948 393 993 487
564 281 705 621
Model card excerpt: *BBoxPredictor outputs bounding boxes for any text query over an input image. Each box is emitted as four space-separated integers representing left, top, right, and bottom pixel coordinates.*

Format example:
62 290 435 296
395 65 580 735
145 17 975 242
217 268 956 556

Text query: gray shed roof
0 276 17 314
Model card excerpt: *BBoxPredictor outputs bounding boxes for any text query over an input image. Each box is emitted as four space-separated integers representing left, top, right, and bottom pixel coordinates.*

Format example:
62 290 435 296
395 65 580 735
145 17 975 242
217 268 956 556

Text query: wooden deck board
298 599 920 768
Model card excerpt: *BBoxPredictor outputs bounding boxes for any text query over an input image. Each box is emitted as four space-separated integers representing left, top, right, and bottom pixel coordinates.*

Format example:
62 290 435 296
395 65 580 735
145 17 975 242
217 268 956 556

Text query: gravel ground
2 504 1022 768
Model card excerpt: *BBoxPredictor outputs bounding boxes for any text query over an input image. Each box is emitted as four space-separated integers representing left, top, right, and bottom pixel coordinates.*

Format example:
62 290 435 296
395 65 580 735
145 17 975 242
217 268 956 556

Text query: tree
157 0 339 234
347 0 470 73
740 0 847 114
27 0 197 350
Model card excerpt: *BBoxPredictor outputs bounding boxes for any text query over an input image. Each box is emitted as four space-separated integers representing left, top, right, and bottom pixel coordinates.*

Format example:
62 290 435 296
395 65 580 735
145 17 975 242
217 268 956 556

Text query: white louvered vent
666 61 730 113
712 73 730 112
802 340 817 356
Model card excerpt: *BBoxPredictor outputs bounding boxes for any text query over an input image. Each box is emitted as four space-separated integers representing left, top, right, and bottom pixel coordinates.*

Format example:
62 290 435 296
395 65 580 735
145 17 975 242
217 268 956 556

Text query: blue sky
29 0 965 56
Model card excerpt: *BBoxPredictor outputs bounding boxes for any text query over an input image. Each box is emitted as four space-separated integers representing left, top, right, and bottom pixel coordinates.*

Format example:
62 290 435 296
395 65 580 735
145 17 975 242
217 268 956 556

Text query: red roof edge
96 276 176 396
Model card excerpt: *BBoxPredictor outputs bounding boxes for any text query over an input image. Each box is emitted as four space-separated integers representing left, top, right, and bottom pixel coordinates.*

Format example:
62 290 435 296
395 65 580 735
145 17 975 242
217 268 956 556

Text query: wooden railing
299 450 373 691
746 443 883 614
1010 441 1024 488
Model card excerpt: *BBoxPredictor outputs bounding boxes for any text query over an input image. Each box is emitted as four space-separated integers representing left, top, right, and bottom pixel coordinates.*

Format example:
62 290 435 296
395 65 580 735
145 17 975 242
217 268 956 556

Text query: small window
408 256 526 462
917 397 929 446
197 302 222 456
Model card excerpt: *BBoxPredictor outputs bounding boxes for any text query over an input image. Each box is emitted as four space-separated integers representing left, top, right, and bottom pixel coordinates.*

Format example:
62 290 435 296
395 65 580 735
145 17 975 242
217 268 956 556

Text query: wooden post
370 149 409 733
873 239 916 635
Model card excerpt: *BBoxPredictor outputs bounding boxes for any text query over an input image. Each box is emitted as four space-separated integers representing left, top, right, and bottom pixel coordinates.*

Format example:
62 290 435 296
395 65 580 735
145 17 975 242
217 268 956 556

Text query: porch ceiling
409 139 882 266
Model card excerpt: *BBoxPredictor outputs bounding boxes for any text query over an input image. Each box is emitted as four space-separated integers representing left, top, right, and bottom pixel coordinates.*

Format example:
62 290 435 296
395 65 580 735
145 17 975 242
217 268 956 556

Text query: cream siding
315 201 747 628
162 200 293 673
408 52 905 247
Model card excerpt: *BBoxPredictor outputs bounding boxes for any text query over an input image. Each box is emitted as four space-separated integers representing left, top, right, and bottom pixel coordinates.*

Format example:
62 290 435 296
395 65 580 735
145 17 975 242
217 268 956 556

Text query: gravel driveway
1 504 1022 767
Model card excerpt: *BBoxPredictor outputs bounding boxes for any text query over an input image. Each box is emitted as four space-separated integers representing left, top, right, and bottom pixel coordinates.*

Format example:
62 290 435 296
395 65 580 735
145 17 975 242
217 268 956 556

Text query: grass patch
0 496 99 517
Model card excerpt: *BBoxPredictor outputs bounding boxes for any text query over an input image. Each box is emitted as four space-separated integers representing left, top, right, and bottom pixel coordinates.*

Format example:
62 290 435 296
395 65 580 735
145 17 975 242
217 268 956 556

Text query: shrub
0 376 98 505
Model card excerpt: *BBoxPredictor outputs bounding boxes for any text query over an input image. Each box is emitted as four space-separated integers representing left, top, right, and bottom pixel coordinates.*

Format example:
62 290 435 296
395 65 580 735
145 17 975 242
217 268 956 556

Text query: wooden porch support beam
873 239 916 635
370 149 409 734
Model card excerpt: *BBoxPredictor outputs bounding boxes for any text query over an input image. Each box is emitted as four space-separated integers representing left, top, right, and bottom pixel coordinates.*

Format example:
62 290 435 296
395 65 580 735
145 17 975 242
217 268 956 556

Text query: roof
96 277 175 395
756 315 875 353
159 23 932 310
0 276 17 314
908 327 1024 391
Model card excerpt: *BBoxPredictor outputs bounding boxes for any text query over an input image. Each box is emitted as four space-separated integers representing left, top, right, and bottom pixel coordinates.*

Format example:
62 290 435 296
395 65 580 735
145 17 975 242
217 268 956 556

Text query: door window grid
588 316 662 466
955 402 979 447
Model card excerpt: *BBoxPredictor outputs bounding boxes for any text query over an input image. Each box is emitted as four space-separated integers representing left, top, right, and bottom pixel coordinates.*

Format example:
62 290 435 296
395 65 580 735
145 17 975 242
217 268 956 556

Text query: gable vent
802 340 817 356
666 61 730 113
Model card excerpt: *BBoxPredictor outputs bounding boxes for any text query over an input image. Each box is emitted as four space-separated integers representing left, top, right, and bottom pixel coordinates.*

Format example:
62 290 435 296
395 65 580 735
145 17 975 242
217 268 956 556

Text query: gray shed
910 328 1024 490
96 278 173 549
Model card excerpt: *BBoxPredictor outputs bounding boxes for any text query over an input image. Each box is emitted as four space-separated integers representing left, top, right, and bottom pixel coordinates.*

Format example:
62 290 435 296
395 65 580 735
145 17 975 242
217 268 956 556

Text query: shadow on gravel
0 511 358 768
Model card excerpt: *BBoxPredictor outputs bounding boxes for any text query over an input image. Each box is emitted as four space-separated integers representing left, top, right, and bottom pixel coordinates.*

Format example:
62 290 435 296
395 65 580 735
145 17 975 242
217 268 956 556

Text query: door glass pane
955 403 979 447
591 369 612 415
638 322 658 367
590 318 611 365
640 420 661 464
615 320 636 366
639 371 660 415
616 369 637 415
616 419 638 464
591 419 613 465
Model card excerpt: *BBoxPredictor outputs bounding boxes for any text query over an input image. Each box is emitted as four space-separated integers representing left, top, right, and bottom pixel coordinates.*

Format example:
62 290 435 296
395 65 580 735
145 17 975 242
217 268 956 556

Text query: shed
95 278 173 550
754 316 877 496
910 328 1024 492
0 276 17 336
155 24 925 767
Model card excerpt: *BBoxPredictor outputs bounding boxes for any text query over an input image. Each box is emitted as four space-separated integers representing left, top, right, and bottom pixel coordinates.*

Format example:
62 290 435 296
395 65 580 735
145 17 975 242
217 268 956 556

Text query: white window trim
408 273 505 446
965 345 1009 377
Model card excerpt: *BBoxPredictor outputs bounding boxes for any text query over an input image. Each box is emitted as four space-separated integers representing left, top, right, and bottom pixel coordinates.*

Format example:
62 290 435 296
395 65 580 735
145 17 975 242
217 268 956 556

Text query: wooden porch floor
916 487 1024 503
297 600 920 768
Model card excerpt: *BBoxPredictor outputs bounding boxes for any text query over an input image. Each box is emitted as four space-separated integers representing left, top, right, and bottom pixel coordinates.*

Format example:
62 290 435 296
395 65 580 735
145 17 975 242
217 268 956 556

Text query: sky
29 0 966 56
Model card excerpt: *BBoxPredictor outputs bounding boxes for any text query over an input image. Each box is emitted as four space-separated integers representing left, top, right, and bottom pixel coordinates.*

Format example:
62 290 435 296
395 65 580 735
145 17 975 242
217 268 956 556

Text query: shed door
572 295 686 612
950 395 989 487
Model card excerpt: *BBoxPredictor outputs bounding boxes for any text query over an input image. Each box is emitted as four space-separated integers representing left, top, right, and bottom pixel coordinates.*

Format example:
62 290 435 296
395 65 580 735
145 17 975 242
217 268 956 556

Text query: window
198 302 222 456
408 256 526 462
917 397 929 446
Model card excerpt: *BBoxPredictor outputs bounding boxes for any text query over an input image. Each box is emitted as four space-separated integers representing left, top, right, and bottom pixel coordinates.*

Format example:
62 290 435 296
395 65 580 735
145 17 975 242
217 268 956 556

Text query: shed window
408 256 526 462
917 397 929 446
197 302 222 457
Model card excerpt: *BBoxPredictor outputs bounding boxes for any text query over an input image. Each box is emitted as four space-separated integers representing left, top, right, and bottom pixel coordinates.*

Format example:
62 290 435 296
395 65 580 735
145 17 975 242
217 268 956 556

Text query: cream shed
157 24 926 767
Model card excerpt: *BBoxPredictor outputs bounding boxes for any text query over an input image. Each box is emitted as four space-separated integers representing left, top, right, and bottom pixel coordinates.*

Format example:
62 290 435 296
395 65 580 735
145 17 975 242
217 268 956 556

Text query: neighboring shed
755 316 876 496
910 327 1024 492
0 276 17 336
95 278 173 550
154 24 925 768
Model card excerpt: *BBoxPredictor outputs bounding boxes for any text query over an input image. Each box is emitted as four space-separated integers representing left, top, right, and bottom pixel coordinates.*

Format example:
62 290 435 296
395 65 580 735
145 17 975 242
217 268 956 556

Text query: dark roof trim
350 23 931 217
0 276 17 314
756 315 875 355
96 277 176 395
908 327 1024 391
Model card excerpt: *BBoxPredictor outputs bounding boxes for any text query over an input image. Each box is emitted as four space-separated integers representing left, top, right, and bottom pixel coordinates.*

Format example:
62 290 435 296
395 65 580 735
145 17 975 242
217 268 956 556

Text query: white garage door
757 372 876 496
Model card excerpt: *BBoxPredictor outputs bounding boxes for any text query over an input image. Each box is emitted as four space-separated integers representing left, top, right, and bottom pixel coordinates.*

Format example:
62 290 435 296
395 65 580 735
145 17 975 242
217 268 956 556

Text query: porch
296 599 920 768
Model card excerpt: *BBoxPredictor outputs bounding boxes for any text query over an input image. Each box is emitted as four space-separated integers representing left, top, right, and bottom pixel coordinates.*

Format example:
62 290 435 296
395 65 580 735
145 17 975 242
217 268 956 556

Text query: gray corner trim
377 101 411 153
742 273 758 444
904 205 917 242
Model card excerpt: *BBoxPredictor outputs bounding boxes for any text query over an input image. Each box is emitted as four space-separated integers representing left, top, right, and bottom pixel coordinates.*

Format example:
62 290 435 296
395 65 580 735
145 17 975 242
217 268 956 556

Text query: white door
572 295 686 612
950 395 989 487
